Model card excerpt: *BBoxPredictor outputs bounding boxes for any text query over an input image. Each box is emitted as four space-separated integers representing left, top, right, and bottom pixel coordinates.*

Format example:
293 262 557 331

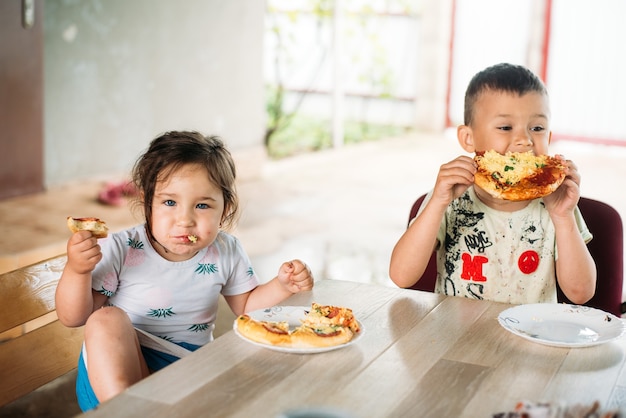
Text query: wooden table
82 279 626 418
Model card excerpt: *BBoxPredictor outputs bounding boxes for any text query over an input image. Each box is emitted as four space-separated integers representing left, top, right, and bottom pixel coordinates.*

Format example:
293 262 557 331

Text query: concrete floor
1 132 625 416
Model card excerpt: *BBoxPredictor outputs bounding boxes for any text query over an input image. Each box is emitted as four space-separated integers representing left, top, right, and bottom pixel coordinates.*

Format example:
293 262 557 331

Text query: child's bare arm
225 260 313 316
389 156 476 288
545 159 596 303
55 232 108 327
553 212 596 304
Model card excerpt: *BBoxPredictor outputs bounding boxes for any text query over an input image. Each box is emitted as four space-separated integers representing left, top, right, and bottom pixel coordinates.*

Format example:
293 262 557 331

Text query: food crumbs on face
188 235 198 243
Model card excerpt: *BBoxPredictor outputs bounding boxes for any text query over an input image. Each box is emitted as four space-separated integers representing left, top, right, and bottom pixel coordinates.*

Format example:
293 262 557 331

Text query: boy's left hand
543 158 581 217
277 260 314 293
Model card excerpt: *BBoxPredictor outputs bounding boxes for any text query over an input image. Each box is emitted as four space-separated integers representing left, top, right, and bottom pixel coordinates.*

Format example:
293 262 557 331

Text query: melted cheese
478 150 548 185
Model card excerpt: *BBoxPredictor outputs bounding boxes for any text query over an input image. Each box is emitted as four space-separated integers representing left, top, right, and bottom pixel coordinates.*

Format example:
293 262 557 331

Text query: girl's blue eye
196 203 209 209
164 200 175 207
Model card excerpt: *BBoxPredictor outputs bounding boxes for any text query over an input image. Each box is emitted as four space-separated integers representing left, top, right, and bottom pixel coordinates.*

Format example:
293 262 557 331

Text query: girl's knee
85 306 131 334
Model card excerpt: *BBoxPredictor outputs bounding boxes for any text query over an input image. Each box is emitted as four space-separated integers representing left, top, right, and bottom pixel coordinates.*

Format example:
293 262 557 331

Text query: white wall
43 0 266 187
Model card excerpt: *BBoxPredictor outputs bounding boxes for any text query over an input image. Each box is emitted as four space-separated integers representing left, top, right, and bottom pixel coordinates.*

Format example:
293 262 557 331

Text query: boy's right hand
431 156 477 204
66 231 103 275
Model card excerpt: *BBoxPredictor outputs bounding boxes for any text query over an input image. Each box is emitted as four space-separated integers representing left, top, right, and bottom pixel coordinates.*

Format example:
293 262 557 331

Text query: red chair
406 194 624 316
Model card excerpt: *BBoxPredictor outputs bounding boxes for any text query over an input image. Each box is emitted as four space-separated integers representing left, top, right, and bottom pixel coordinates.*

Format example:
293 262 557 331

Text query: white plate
498 303 626 348
233 305 364 354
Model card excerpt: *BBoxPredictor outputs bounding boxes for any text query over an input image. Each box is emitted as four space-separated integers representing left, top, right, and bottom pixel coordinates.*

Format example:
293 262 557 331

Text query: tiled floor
1 132 625 417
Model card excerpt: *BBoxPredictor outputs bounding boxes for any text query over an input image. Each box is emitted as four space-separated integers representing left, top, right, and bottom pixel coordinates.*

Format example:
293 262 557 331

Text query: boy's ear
457 125 476 153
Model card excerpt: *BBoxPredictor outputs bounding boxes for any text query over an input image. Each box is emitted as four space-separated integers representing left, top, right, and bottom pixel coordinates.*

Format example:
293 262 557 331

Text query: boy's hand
431 156 477 205
543 158 581 217
65 231 103 275
277 260 313 293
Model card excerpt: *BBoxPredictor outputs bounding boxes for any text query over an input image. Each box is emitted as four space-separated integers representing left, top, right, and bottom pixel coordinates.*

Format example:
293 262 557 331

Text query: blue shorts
76 341 201 412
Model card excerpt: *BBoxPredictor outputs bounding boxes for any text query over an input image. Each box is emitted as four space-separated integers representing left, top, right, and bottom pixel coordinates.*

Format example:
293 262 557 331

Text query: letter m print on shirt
461 253 488 282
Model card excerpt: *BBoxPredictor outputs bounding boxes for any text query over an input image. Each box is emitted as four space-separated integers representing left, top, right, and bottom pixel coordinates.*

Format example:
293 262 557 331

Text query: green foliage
267 113 409 159
264 0 419 158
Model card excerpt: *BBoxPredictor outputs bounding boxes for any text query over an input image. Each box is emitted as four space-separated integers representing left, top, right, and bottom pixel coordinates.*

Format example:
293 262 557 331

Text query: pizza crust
67 216 109 238
235 315 292 347
474 150 566 201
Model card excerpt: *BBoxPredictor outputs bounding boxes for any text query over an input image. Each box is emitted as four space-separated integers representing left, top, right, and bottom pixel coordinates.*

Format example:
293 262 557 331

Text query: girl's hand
65 231 103 275
277 260 314 293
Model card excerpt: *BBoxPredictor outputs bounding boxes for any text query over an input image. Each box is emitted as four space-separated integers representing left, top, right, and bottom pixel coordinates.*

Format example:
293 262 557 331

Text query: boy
389 63 596 305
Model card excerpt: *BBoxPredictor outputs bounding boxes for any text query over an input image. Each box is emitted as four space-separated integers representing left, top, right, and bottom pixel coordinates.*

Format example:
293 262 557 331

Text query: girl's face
150 163 224 261
458 90 551 156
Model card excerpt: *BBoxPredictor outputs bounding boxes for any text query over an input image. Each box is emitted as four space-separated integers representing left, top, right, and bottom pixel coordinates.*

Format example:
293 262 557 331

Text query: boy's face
458 90 551 156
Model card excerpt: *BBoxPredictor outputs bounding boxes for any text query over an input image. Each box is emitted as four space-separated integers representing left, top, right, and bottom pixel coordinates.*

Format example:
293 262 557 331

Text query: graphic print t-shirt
91 226 259 346
423 187 592 304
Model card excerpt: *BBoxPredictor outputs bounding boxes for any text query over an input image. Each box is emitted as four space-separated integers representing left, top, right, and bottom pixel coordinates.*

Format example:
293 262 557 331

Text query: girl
55 131 314 411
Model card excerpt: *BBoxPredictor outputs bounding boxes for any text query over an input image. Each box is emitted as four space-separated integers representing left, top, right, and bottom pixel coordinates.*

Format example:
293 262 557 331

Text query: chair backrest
557 197 624 316
407 194 438 293
406 194 624 316
0 256 83 407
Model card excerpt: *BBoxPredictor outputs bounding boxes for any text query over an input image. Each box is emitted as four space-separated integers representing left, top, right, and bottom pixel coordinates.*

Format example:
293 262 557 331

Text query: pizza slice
301 302 361 333
235 303 361 349
474 150 566 201
67 216 109 238
290 323 355 348
235 315 292 347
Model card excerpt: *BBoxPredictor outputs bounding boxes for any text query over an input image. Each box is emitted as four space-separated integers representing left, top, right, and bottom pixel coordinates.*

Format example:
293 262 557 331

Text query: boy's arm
390 155 477 288
55 232 108 327
553 213 596 304
389 198 444 288
545 159 596 304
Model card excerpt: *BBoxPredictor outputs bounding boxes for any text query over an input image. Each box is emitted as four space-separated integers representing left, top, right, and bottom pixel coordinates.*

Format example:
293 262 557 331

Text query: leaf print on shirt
147 307 175 318
188 323 210 333
196 263 218 274
196 245 219 275
247 267 254 276
98 271 118 297
125 238 146 266
98 286 114 297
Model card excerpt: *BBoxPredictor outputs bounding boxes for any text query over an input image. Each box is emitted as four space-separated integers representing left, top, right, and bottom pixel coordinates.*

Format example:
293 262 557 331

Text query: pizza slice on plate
235 303 361 349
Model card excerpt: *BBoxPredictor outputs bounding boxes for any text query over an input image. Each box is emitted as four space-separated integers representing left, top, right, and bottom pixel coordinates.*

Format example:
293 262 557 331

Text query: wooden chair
0 256 83 410
406 194 625 316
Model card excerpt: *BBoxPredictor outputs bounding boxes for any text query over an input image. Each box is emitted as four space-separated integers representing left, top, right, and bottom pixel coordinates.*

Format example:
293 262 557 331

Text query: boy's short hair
464 63 548 125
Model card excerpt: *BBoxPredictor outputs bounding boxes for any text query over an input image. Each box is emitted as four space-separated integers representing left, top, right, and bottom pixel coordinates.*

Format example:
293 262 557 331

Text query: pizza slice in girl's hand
474 150 566 201
67 216 109 238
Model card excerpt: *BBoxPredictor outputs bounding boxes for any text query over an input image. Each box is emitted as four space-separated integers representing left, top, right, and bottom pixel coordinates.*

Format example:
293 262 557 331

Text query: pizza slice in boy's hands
474 150 566 201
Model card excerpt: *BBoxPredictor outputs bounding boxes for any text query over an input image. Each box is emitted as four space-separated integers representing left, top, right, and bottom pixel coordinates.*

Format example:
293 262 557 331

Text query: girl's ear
457 125 476 153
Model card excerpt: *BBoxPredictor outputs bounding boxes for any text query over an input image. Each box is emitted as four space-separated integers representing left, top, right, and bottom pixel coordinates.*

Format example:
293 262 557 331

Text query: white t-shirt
420 187 592 304
91 226 259 345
